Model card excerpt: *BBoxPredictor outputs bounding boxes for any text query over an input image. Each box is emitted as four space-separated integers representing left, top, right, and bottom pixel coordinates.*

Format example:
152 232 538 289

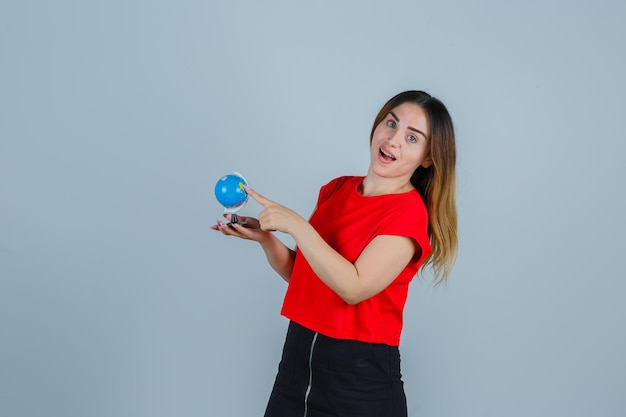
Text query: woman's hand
245 186 307 235
210 187 301 282
211 183 307 241
211 213 272 243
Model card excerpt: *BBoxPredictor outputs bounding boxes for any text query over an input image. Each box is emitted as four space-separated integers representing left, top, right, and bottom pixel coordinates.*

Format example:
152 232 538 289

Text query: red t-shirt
280 176 431 346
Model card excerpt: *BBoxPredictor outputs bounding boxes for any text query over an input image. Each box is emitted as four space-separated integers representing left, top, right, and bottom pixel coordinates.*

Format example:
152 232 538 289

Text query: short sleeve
377 195 431 265
316 177 346 207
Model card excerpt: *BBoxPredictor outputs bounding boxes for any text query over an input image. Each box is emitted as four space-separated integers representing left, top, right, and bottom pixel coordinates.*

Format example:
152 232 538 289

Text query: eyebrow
389 111 428 140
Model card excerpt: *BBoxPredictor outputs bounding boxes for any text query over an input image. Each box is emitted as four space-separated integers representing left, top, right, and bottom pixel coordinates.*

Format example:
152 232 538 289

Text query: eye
386 119 396 128
407 134 418 143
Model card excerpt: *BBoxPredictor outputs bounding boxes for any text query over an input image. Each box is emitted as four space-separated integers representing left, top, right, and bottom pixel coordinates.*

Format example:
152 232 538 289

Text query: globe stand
225 210 247 229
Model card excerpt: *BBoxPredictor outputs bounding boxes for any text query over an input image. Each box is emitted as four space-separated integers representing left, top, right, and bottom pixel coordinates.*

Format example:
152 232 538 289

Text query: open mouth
379 148 396 161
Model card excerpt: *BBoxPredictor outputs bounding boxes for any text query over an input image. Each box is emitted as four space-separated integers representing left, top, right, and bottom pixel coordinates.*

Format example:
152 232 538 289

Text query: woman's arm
246 187 417 304
258 233 296 282
212 214 295 282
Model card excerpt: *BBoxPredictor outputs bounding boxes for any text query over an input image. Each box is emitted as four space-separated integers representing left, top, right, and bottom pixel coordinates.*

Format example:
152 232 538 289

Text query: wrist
258 231 277 248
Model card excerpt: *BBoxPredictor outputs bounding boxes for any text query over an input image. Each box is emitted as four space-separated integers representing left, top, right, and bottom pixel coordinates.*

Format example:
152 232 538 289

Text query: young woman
212 90 458 417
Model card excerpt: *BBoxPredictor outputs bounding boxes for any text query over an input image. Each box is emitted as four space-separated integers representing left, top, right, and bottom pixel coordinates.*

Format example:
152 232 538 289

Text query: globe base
228 213 247 229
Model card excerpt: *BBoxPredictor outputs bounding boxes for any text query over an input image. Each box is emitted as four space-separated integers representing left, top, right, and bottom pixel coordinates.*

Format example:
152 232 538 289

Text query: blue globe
214 172 248 210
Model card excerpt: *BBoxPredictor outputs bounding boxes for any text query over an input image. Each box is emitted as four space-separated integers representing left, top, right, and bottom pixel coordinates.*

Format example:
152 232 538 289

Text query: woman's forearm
290 221 361 302
241 186 410 297
290 220 415 305
260 234 296 282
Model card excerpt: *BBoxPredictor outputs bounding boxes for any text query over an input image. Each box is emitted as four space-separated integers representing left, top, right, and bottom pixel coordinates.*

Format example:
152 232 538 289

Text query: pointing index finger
244 186 272 207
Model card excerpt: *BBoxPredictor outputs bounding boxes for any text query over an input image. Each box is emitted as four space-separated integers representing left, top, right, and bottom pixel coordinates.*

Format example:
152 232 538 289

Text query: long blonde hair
370 90 458 285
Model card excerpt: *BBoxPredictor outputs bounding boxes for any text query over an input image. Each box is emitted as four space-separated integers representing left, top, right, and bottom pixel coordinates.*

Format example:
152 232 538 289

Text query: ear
421 157 433 168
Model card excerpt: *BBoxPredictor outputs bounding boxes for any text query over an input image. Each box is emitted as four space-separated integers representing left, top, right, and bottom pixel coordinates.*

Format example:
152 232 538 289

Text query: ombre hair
370 90 458 285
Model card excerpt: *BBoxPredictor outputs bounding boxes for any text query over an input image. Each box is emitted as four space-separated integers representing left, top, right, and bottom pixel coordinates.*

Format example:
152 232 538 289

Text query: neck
360 173 414 196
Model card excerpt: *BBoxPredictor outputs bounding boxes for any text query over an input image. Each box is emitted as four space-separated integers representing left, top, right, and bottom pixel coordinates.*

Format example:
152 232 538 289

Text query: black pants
264 321 408 417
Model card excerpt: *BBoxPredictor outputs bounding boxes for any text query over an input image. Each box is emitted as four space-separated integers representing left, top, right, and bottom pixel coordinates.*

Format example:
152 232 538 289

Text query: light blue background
1 0 624 416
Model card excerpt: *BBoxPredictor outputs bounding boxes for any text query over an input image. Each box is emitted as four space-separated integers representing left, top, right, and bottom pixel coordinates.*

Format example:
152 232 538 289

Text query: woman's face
370 102 432 181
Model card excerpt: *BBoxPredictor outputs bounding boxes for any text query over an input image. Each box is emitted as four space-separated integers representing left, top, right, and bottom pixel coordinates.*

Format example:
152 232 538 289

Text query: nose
387 130 402 147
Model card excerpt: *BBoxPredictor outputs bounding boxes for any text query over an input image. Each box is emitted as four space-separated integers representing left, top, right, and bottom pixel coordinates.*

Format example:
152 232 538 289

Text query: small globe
214 172 248 210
